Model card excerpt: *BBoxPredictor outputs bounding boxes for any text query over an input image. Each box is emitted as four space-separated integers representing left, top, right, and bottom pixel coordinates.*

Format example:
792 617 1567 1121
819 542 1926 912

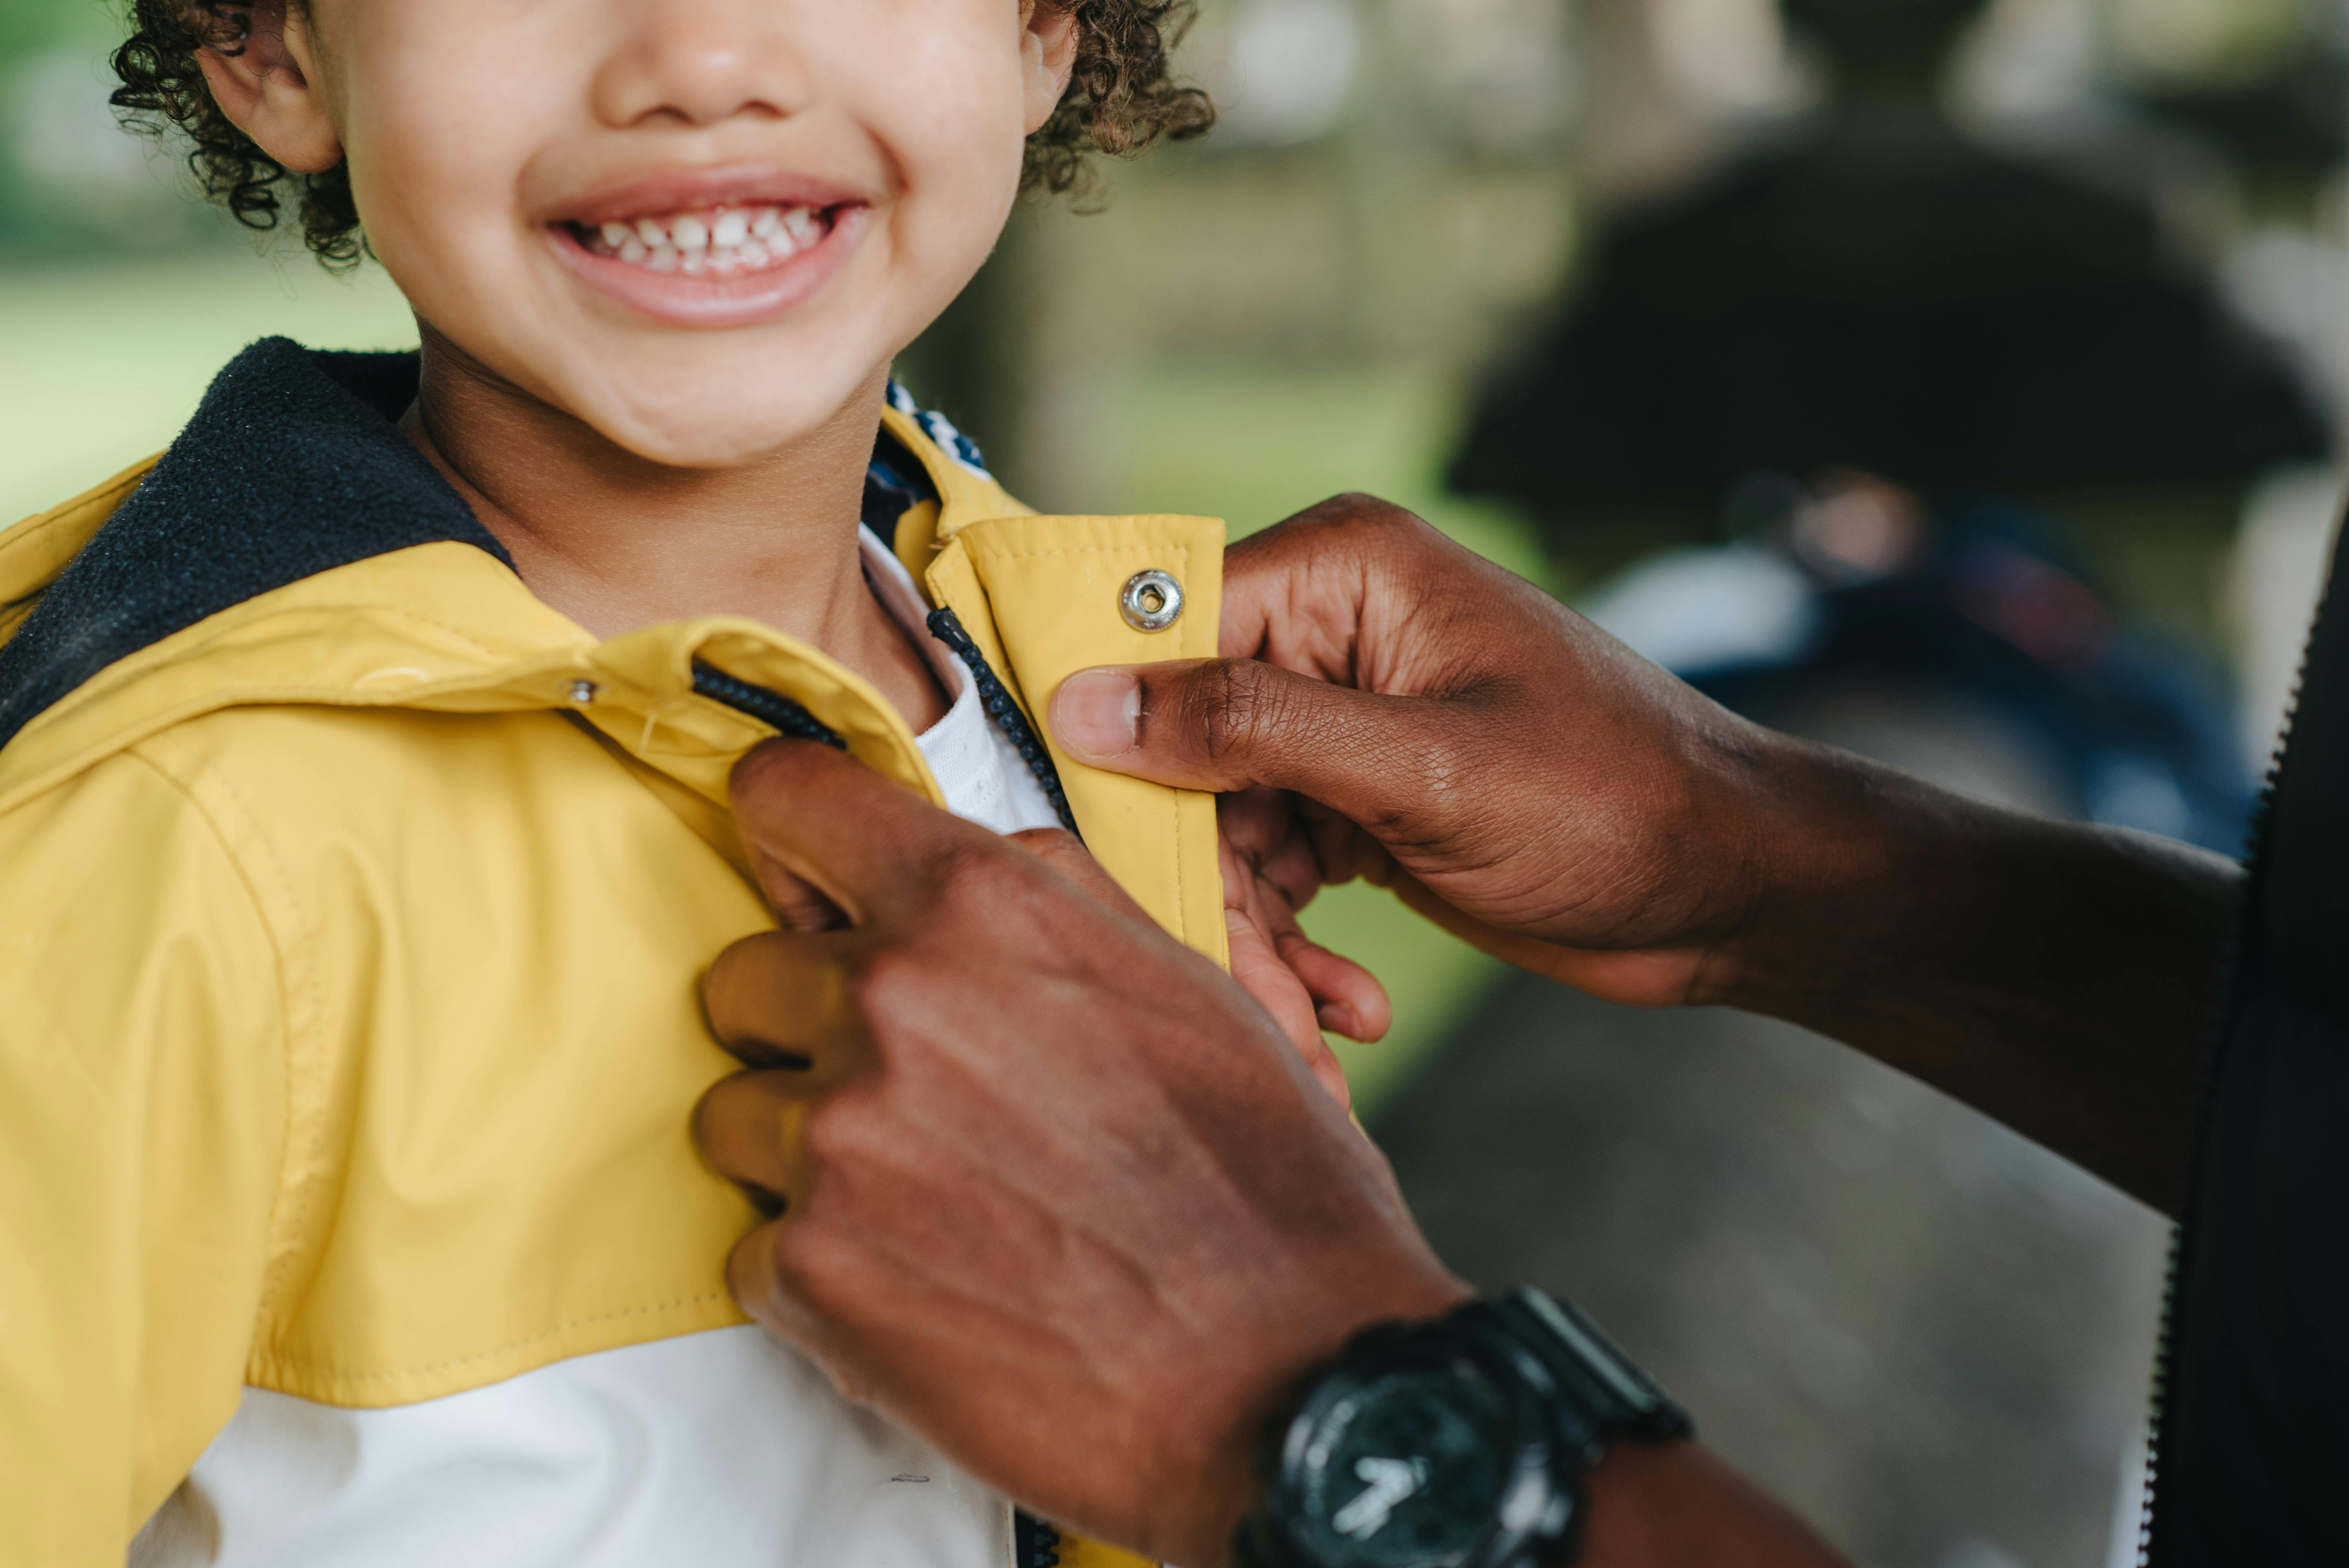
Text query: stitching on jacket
325 603 514 661
1171 729 1187 947
959 542 1203 564
186 598 515 665
1165 546 1192 946
249 1290 734 1386
50 602 522 730
154 751 334 1337
118 748 309 1344
962 538 1204 943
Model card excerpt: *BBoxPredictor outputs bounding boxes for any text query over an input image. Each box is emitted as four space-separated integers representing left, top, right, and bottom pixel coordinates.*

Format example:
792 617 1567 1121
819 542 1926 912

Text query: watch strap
1236 1288 1690 1568
1479 1288 1692 1461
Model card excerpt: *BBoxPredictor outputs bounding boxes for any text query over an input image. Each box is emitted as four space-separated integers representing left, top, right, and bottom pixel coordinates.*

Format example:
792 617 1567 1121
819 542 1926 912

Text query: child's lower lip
545 204 866 329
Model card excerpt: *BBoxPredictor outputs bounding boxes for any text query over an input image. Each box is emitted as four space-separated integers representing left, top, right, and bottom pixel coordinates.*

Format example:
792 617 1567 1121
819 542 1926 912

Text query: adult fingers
729 738 999 931
1222 907 1352 1112
695 1069 822 1213
1050 658 1457 841
1277 931 1391 1043
721 1223 884 1412
1218 818 1389 1045
1215 494 1449 670
761 866 850 934
702 928 869 1077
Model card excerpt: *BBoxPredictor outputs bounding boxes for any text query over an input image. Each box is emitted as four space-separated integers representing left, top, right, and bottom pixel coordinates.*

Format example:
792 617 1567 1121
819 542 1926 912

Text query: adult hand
695 736 1468 1568
1045 496 2240 1212
696 737 1848 1568
1050 496 1784 1010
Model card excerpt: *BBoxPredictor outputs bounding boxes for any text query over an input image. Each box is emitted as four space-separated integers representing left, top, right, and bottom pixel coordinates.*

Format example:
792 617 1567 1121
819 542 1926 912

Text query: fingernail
1052 668 1140 760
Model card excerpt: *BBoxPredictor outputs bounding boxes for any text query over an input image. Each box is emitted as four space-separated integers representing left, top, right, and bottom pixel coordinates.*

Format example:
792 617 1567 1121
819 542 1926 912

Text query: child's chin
586 396 843 471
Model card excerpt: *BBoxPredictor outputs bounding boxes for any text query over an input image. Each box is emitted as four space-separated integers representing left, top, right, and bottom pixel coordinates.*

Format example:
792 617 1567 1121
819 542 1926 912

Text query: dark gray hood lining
0 338 506 750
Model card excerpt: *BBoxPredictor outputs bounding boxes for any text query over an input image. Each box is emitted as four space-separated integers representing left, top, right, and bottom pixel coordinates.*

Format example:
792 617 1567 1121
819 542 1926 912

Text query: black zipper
1014 1510 1063 1568
926 606 1083 839
2132 569 2330 1564
2132 872 2250 1565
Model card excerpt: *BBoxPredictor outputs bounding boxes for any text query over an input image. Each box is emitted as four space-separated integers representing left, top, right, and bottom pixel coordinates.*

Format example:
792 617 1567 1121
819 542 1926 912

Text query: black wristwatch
1232 1288 1691 1568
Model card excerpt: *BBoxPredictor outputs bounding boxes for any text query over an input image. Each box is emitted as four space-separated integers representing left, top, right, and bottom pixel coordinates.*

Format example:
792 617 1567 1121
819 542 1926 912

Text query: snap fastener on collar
1119 569 1183 633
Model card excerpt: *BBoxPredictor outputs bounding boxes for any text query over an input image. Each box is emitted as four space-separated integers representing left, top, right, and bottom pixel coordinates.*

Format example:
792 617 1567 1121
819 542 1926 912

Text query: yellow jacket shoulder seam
249 1290 736 1388
123 741 320 1353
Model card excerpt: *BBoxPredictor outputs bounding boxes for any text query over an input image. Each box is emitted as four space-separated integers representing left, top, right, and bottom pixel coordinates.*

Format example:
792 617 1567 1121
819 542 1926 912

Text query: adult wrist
1232 1287 1692 1568
1182 1273 1476 1568
1699 730 1936 1017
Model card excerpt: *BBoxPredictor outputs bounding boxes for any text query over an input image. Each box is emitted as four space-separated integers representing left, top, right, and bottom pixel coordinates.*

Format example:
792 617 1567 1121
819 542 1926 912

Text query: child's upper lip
548 165 870 226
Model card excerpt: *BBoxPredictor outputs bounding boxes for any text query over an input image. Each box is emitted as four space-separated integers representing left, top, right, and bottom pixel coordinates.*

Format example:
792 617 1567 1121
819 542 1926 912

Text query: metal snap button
1119 569 1184 632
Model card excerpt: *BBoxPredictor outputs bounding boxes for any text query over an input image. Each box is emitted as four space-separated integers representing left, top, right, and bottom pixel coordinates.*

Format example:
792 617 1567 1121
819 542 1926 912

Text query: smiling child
0 2 1388 1564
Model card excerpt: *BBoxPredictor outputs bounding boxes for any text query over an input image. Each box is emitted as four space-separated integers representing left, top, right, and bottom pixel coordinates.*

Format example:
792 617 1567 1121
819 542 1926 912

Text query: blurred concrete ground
1377 977 2166 1568
1371 694 2173 1568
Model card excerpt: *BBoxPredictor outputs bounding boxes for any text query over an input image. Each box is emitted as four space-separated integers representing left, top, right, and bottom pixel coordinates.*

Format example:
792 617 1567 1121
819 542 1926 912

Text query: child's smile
189 0 1080 469
548 166 870 330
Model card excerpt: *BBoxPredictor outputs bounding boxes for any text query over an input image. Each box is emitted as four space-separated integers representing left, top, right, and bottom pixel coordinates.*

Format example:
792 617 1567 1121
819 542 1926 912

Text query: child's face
218 0 1075 465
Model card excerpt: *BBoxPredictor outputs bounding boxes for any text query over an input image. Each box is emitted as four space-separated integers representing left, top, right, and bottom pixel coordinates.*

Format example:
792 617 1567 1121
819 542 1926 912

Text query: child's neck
399 328 948 733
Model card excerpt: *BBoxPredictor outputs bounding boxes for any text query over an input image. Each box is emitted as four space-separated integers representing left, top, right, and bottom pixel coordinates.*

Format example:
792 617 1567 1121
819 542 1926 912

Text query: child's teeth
588 204 822 271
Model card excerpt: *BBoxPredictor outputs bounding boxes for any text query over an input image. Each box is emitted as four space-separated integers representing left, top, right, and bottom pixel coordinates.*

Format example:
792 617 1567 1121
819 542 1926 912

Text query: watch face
1286 1358 1517 1568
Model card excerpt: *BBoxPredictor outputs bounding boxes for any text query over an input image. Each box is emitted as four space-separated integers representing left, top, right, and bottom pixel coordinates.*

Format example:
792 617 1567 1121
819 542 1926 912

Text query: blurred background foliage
5 1 2347 1563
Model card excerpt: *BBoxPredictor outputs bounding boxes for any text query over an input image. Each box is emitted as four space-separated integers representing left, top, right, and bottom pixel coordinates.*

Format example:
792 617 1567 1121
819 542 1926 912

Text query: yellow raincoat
0 339 1224 1566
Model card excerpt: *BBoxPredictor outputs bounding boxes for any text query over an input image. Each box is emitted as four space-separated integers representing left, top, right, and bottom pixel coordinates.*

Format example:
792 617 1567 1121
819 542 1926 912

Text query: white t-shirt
859 523 1065 838
132 539 1061 1568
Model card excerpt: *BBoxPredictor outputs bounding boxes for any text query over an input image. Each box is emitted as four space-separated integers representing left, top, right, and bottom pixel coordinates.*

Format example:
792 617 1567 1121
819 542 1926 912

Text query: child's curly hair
109 0 1214 269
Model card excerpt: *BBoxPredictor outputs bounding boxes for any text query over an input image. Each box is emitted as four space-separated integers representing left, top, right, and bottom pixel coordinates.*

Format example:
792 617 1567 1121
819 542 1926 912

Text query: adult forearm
1048 499 2241 1209
1578 1444 1850 1568
1722 733 2243 1213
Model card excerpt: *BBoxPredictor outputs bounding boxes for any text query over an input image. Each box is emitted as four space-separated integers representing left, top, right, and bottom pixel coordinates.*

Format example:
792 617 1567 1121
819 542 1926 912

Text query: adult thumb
1049 658 1438 827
